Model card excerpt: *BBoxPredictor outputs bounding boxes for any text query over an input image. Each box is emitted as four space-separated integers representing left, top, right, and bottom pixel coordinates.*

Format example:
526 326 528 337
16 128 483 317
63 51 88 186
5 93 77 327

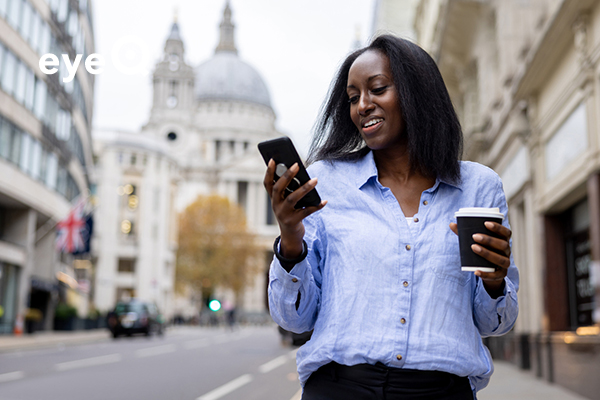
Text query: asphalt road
0 326 302 400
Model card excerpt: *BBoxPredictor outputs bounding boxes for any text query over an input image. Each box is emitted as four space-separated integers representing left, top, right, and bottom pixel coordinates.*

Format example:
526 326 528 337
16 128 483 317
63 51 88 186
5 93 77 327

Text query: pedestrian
263 35 518 400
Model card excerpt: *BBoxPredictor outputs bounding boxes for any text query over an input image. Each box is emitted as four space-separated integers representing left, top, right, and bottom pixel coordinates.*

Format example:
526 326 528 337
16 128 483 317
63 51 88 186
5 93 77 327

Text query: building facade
412 0 600 398
0 0 95 334
93 2 280 321
91 129 179 319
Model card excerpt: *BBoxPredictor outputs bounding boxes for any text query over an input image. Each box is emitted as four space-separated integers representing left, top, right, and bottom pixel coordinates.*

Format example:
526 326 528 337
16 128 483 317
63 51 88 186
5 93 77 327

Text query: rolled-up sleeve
268 215 324 334
473 276 518 336
473 175 519 337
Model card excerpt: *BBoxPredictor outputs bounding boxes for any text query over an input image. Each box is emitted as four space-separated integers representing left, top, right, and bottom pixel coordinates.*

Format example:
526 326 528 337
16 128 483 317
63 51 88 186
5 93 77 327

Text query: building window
1 51 16 95
116 287 135 303
564 199 593 328
117 258 136 273
237 181 248 212
7 0 22 29
0 0 8 18
266 195 275 226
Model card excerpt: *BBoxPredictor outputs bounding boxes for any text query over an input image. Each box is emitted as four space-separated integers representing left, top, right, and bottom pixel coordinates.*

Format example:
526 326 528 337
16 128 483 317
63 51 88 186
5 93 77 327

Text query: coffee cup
454 207 505 272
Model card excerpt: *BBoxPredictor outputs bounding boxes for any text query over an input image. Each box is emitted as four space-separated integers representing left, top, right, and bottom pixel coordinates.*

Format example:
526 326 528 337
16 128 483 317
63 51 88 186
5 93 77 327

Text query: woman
264 35 518 400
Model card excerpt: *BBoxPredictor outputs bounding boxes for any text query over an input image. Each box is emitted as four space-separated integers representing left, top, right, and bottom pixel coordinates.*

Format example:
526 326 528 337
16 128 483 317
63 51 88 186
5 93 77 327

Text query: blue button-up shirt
268 151 519 396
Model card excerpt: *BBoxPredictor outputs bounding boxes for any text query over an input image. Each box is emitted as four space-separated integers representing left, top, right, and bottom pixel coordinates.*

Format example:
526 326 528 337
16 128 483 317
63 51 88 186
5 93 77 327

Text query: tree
175 195 259 301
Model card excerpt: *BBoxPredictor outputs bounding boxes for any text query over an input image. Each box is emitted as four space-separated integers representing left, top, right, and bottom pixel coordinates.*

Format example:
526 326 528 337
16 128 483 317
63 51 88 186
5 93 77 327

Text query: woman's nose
357 94 374 116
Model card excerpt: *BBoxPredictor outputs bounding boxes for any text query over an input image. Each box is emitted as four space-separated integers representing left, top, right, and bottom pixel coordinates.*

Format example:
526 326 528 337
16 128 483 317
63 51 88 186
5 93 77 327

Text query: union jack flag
56 198 88 253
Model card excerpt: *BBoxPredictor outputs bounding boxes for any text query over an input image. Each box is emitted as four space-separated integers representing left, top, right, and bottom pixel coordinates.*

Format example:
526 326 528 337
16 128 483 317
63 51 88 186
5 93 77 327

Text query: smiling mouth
362 118 384 132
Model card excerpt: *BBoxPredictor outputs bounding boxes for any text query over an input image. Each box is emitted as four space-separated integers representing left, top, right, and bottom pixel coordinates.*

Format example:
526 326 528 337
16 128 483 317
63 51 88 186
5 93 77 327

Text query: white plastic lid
454 207 504 220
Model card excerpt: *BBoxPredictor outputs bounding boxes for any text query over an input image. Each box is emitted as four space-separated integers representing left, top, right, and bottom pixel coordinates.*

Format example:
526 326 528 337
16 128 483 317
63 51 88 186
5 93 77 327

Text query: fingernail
472 244 482 253
472 234 483 241
484 221 494 229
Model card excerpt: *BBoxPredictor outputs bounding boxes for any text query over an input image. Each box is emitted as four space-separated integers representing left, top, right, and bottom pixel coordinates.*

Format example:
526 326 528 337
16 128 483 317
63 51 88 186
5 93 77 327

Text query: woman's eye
348 96 359 104
372 86 388 94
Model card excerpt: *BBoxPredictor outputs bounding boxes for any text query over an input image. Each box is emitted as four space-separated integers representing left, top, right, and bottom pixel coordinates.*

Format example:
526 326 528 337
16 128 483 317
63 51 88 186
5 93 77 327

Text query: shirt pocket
427 226 469 286
429 251 469 286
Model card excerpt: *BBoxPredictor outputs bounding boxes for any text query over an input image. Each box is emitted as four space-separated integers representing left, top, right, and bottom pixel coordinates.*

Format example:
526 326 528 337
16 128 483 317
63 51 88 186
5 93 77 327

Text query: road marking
0 371 25 383
135 344 177 358
196 374 253 400
55 354 122 371
290 389 302 400
183 339 209 349
258 354 289 373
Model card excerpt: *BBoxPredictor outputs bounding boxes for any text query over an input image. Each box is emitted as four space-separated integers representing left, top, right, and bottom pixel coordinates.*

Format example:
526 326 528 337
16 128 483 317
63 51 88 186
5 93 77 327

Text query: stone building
411 0 600 397
0 0 95 333
93 2 281 320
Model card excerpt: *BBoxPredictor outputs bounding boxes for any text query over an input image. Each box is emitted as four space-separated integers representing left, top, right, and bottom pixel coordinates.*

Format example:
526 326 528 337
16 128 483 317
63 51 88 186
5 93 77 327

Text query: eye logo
38 35 150 82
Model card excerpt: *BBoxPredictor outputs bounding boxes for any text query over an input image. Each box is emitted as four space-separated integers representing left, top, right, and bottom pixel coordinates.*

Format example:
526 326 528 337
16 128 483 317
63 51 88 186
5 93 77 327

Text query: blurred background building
370 0 600 398
0 0 95 334
92 2 280 322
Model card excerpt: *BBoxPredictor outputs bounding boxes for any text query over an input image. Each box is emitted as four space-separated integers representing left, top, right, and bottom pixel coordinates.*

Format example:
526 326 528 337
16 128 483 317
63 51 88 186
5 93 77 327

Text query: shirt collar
355 150 463 192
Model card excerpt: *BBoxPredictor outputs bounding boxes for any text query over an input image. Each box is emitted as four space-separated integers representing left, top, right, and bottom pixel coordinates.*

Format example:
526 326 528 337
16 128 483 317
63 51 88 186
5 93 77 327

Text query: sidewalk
0 329 110 353
478 360 591 400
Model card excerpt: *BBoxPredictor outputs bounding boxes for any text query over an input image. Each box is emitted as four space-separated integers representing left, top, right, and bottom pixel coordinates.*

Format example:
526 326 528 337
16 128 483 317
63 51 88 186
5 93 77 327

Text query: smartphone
257 136 321 209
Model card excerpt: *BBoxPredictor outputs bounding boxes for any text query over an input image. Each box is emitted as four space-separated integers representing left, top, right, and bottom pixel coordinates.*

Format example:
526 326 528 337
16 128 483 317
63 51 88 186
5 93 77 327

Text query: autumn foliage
175 195 259 297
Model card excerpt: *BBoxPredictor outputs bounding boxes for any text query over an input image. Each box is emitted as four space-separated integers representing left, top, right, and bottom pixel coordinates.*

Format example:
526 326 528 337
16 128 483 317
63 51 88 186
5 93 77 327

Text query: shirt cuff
475 276 517 331
271 254 312 293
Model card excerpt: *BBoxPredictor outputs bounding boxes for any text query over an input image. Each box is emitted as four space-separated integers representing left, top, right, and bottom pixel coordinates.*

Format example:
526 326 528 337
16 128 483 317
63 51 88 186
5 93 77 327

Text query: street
0 326 302 400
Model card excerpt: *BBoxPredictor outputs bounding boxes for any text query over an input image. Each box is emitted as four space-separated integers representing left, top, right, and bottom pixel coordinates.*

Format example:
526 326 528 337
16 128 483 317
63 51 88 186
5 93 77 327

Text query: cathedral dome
194 52 272 108
194 2 271 108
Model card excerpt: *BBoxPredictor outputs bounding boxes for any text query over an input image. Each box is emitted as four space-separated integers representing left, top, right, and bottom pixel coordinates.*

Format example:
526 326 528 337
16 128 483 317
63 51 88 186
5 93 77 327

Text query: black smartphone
257 136 321 209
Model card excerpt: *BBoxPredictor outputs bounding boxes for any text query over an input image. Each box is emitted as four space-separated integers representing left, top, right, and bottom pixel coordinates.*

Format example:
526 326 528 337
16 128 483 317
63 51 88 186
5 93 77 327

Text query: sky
92 0 377 157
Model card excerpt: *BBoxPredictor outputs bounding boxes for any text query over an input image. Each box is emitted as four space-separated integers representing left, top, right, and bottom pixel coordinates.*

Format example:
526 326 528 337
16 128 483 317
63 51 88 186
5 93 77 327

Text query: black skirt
302 362 474 400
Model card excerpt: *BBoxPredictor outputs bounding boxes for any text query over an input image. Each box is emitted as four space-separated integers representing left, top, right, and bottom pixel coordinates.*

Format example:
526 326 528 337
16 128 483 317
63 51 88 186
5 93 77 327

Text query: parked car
107 299 165 338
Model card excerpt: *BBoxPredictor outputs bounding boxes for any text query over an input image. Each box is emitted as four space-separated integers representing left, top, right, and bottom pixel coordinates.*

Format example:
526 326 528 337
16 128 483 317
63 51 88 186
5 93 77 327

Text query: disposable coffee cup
454 207 505 272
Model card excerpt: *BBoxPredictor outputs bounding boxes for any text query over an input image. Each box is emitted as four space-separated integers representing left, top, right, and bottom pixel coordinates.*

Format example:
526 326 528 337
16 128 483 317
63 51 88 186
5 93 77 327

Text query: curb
0 330 111 353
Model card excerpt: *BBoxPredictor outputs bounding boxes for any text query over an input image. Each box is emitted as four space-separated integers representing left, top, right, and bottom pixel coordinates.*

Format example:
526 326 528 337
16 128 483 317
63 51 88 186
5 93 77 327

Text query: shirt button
292 278 298 283
413 217 419 223
405 245 411 251
403 281 409 287
423 200 428 205
401 318 406 324
396 354 403 361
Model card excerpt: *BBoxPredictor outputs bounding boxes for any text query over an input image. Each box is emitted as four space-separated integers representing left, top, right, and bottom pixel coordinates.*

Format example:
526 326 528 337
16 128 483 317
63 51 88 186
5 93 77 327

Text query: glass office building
0 0 95 333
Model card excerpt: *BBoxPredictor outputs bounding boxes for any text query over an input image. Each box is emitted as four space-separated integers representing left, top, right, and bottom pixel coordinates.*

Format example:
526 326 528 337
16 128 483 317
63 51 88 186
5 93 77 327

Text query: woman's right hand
263 159 327 259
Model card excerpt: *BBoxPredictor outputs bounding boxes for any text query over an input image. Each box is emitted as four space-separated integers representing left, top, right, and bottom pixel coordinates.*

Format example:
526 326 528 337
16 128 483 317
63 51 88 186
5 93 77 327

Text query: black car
107 299 165 338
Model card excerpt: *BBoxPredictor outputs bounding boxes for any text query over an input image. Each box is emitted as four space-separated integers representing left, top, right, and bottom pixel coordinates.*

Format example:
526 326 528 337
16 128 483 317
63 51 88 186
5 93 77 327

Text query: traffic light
208 299 221 312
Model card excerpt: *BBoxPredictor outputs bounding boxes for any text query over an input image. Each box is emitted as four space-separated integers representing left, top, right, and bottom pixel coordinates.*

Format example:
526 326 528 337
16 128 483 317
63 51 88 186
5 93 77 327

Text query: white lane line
183 339 210 349
290 389 302 400
55 354 121 372
135 344 177 358
0 371 25 383
258 354 289 373
196 374 254 400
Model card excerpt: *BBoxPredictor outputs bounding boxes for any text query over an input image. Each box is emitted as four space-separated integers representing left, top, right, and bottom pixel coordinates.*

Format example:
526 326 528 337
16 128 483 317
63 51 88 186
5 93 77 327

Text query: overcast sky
92 0 376 157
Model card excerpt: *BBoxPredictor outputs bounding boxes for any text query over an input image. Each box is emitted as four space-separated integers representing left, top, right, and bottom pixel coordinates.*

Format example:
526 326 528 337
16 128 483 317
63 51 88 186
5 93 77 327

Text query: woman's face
346 50 405 152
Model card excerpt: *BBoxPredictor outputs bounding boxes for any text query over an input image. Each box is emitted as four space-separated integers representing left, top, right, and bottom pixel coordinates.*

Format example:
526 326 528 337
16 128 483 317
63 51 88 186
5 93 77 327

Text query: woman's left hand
449 221 512 298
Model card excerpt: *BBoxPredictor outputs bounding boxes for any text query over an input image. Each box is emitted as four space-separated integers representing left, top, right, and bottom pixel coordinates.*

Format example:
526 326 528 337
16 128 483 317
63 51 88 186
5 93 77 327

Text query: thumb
449 222 458 236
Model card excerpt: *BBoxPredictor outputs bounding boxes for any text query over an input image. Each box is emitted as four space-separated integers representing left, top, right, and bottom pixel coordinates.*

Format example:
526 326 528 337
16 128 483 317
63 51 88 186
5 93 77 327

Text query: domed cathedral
142 1 281 319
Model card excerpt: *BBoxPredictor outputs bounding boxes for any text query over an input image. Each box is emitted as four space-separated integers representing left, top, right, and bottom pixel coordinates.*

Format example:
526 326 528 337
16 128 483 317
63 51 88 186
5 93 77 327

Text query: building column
16 209 37 334
587 172 600 324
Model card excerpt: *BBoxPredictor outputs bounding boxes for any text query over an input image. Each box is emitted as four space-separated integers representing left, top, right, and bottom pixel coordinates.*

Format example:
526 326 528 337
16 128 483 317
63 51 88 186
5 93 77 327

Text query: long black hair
308 35 463 184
